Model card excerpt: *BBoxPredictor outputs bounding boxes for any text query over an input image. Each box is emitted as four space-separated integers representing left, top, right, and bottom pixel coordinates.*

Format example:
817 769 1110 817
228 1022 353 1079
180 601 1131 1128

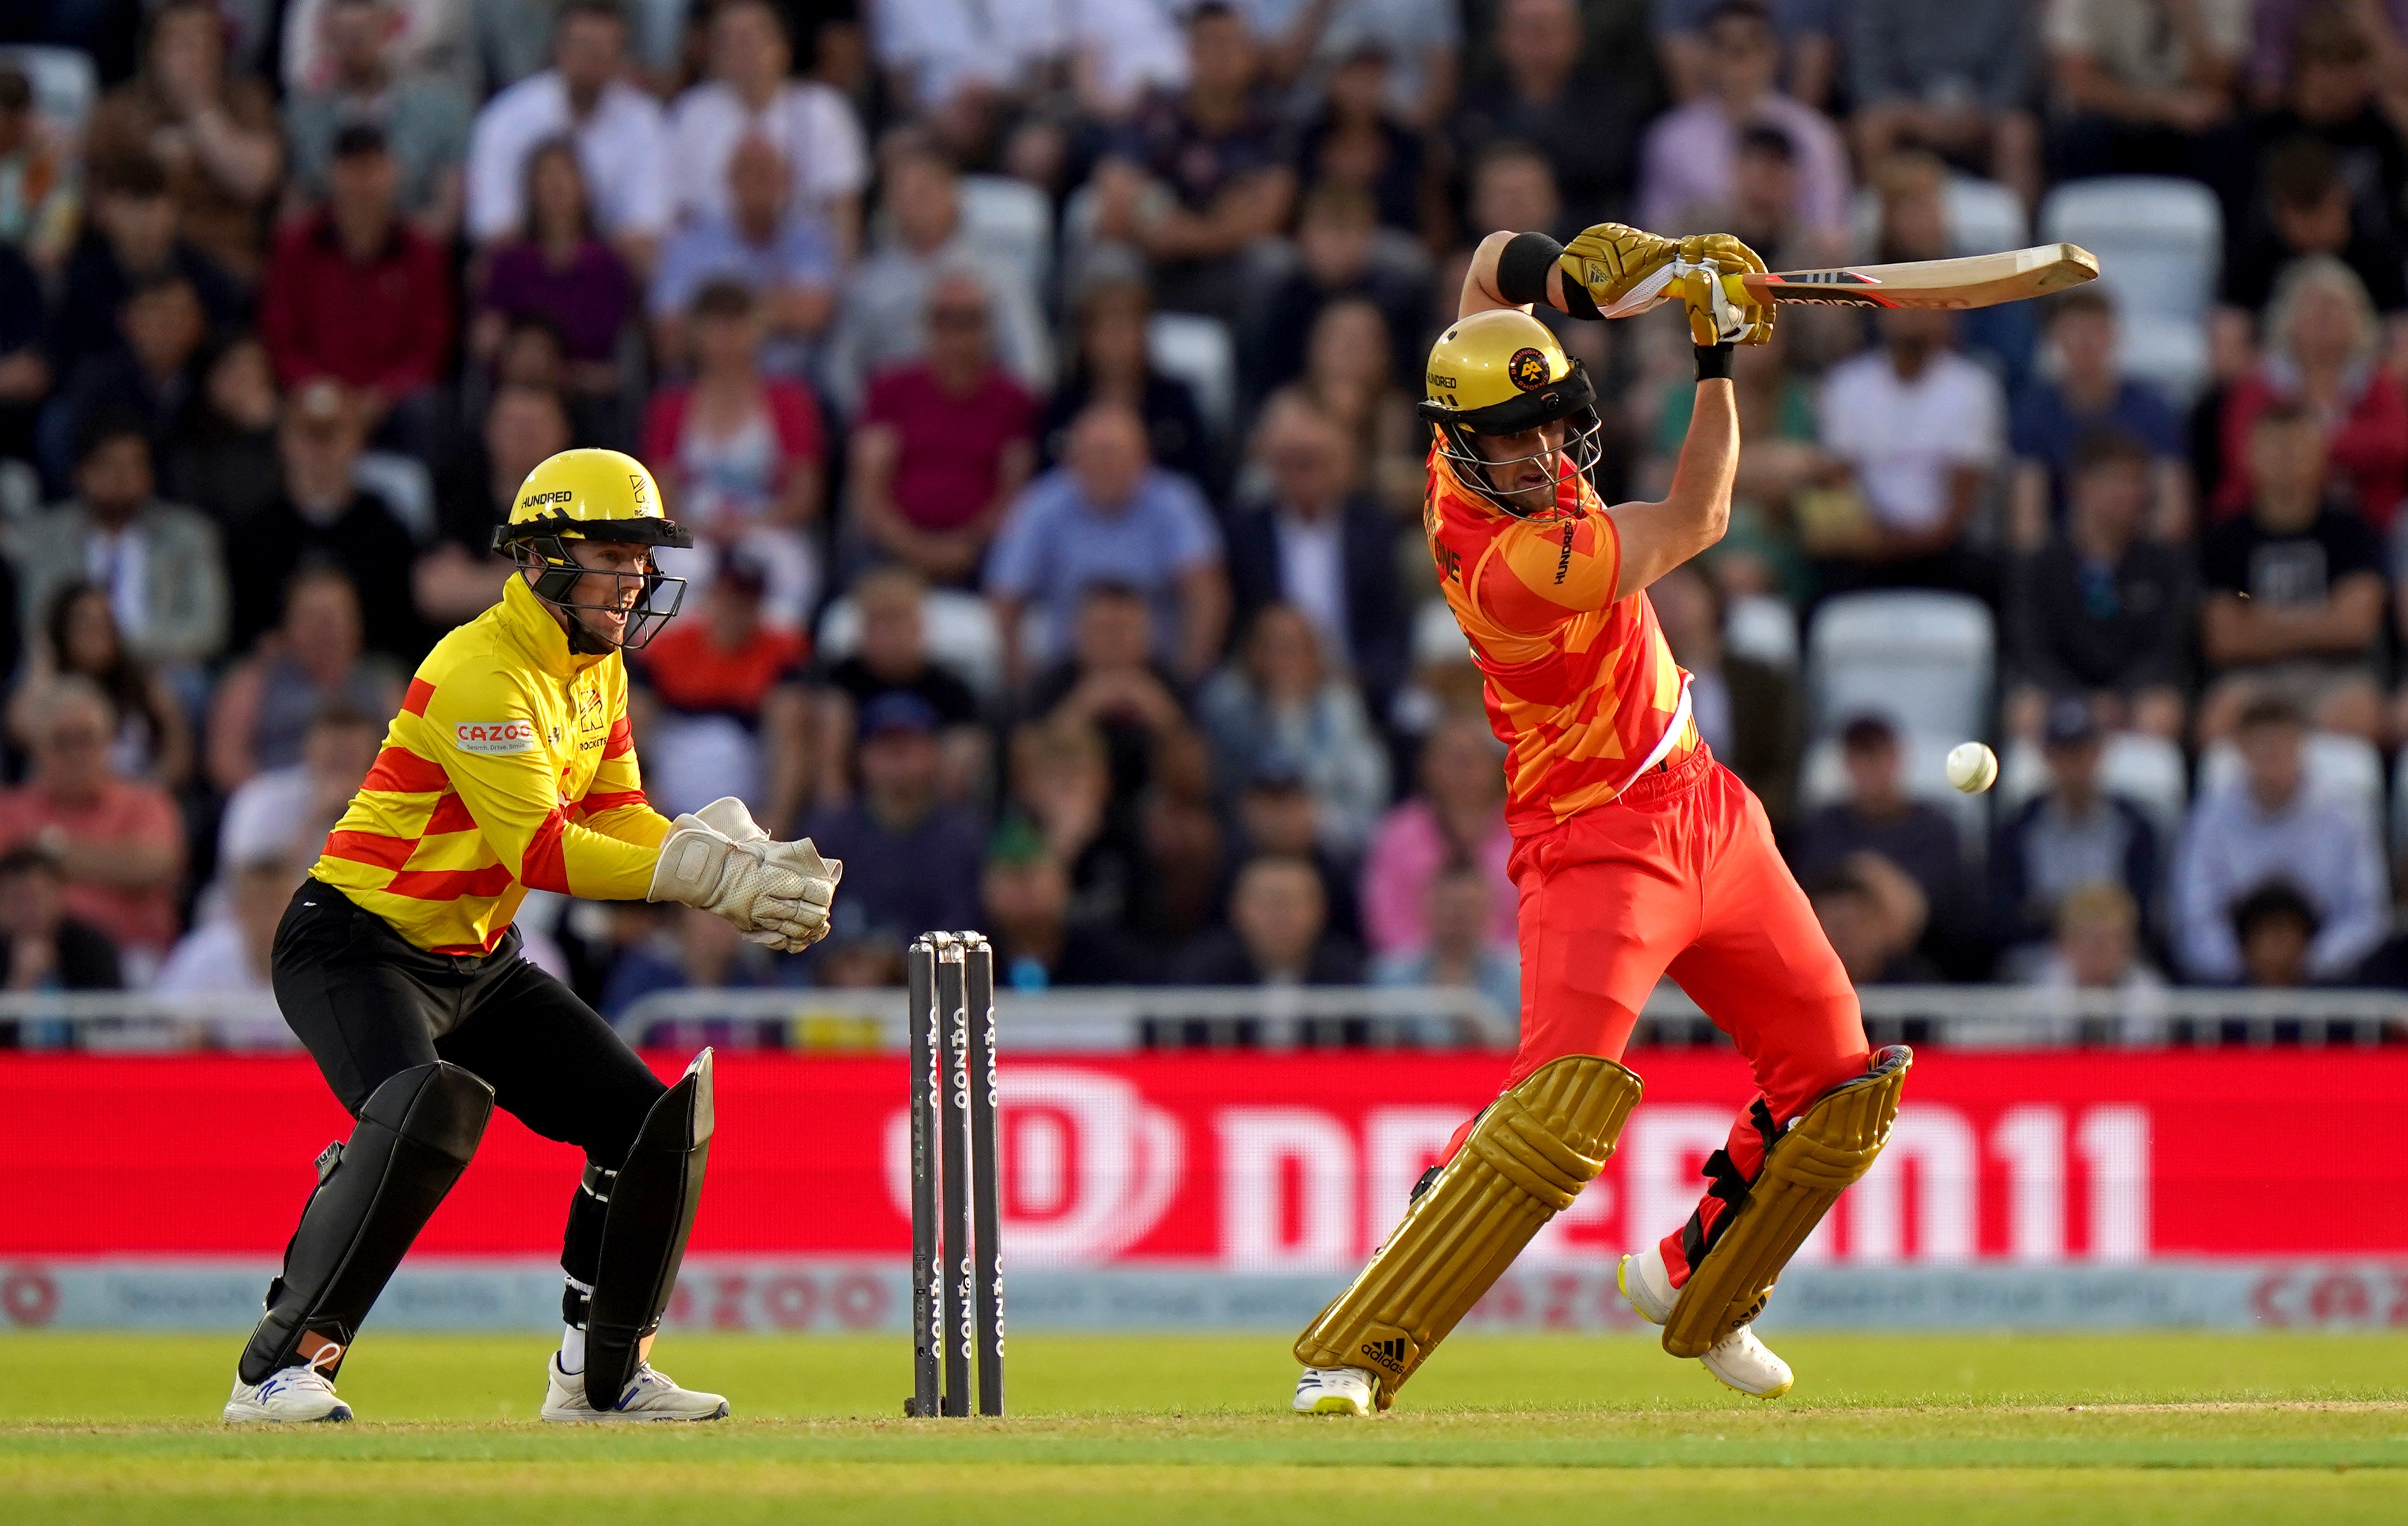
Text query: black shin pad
239 1062 493 1383
584 1049 714 1411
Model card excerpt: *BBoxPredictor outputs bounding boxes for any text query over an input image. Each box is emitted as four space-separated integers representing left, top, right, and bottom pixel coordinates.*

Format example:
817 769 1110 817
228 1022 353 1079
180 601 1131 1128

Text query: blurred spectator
1651 564 1800 824
2009 289 2189 545
0 240 44 464
1792 714 1969 946
59 270 209 464
216 698 381 876
2044 0 2249 196
1225 393 1409 711
1655 0 1840 109
652 135 838 374
643 279 826 629
1030 582 1195 815
2230 879 2324 989
0 845 122 994
1296 1 1463 128
1369 856 1520 1020
12 418 226 669
803 692 986 946
282 0 471 239
1991 698 2162 965
86 0 284 284
1090 3 1299 324
472 141 637 421
1003 716 1145 935
259 123 454 459
8 581 193 793
2197 402 2386 743
1450 0 1641 227
987 401 1228 687
1201 602 1390 856
980 825 1147 990
628 549 808 816
2216 137 2408 372
0 62 78 269
1648 324 1822 596
280 0 471 93
1813 308 2004 598
2005 431 2194 744
2209 257 2408 532
421 383 565 626
669 0 868 257
49 155 244 405
1172 853 1362 985
851 273 1039 587
0 677 185 974
232 381 421 662
1806 853 1941 985
166 332 282 531
2246 0 2408 112
602 904 784 1016
1293 36 1444 240
466 0 669 268
2172 695 2386 982
2249 7 2408 247
1041 269 1213 494
1234 758 1364 942
1846 0 2041 209
2023 881 2166 1037
152 852 294 998
1250 180 1426 399
207 566 400 793
830 141 1048 409
1636 1 1850 241
796 564 985 825
1293 301 1426 516
1361 713 1515 957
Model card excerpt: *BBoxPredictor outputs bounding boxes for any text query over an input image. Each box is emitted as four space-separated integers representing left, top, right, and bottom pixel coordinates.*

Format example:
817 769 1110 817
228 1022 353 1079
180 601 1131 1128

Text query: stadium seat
1996 732 2188 850
0 459 36 522
2039 177 2219 402
0 45 96 136
957 174 1054 296
1411 595 1471 668
353 451 435 543
1723 593 1799 670
1148 313 1237 440
1798 730 1990 866
2199 730 2383 840
816 587 1004 704
1806 591 1994 744
1846 173 2029 258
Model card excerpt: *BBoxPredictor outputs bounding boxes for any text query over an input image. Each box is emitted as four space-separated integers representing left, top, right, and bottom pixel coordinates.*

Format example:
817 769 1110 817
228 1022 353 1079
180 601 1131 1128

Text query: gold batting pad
1293 1055 1642 1407
1662 1046 1911 1358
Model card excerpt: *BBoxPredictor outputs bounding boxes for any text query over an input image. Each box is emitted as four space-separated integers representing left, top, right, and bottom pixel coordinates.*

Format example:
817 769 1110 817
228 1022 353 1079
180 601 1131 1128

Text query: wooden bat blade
1740 243 2100 310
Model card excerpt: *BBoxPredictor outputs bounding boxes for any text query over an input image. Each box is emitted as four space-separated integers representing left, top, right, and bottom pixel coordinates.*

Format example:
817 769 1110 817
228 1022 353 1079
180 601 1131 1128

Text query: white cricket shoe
541 1354 730 1422
1616 1245 1678 1325
223 1346 352 1423
1619 1243 1794 1398
1291 1365 1376 1416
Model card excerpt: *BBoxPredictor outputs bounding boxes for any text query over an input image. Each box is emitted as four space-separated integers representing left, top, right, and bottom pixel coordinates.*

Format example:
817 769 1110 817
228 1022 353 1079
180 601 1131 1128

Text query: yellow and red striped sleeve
572 668 671 849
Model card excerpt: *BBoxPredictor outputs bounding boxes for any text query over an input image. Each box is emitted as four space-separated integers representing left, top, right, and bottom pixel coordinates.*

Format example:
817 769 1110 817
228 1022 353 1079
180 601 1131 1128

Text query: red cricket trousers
1454 746 1870 1287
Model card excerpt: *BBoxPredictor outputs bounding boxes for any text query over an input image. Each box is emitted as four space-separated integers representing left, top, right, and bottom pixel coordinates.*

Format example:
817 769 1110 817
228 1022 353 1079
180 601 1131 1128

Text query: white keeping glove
687 797 843 952
648 810 832 949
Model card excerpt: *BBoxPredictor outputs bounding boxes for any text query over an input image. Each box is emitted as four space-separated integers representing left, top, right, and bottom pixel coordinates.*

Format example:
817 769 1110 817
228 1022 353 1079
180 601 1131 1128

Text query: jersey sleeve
1471 511 1624 634
413 663 662 900
575 668 674 851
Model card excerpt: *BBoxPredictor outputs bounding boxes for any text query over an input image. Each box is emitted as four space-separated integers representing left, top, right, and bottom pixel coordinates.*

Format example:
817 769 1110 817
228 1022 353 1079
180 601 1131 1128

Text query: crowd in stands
2 0 2408 1044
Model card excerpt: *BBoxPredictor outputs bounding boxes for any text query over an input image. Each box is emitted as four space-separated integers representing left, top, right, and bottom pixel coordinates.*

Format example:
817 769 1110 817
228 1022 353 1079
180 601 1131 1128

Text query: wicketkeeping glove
690 796 841 952
1669 233 1775 346
648 803 840 951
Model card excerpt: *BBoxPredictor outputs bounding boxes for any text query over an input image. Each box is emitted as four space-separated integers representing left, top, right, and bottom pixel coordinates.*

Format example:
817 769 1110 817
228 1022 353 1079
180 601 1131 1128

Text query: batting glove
1671 233 1775 346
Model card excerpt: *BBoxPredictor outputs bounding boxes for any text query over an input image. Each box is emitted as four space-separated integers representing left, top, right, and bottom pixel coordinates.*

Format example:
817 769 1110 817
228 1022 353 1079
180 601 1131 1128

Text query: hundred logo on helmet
491 447 695 652
1418 310 1605 521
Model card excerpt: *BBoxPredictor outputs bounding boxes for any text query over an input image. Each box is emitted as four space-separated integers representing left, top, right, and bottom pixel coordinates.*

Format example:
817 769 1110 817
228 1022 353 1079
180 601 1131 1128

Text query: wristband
1494 230 1566 306
1694 343 1735 381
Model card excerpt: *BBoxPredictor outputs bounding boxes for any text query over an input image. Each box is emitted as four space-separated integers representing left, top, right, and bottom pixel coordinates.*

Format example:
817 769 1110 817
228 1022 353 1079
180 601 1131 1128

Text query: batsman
223 449 841 1424
1291 225 1909 1414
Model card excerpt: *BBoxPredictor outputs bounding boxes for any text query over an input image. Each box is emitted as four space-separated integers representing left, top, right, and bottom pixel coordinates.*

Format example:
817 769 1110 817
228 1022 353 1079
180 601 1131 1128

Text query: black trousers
270 883 666 1308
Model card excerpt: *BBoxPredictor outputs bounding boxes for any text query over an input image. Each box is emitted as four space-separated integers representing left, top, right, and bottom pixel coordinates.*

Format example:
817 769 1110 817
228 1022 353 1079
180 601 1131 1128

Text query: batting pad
1662 1045 1911 1359
1293 1054 1642 1408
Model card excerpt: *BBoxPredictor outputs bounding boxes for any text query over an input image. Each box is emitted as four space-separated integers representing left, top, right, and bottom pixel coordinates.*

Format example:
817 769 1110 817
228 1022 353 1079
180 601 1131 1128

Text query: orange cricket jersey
1423 446 1698 836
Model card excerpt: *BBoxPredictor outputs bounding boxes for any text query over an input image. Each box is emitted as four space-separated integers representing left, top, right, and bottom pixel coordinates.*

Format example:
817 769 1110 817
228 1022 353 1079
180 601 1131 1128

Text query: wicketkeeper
224 449 841 1423
1291 224 1909 1414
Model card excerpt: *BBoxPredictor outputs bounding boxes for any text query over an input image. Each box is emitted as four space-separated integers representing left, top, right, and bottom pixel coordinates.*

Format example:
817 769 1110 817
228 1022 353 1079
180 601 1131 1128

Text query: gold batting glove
1560 222 1684 315
1672 233 1775 346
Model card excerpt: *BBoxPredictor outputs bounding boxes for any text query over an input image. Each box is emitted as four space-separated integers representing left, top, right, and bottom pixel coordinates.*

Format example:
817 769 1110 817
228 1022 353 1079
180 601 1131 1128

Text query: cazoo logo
454 720 541 755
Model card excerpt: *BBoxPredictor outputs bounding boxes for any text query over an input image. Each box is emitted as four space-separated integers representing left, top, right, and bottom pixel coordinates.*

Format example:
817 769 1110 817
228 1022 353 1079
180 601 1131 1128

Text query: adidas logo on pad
1359 1337 1408 1373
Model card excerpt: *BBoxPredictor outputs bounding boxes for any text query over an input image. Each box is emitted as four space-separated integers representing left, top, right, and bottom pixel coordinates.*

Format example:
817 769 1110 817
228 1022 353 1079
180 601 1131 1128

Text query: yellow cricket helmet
1419 310 1603 520
492 448 694 651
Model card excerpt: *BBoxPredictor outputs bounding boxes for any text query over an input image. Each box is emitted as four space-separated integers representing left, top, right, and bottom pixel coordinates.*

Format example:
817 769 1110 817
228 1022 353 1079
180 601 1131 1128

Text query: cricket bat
1740 242 2100 310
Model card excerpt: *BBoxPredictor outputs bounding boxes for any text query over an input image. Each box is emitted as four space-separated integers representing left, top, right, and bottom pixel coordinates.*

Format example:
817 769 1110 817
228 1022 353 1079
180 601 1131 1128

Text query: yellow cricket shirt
309 576 671 954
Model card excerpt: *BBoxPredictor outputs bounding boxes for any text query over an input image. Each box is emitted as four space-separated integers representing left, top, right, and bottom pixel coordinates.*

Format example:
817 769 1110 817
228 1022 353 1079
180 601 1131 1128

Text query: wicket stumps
905 932 1004 1417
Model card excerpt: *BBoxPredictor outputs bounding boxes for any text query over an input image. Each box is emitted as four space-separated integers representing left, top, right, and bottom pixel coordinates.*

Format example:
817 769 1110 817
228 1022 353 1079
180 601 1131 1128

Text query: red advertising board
3 1049 2402 1265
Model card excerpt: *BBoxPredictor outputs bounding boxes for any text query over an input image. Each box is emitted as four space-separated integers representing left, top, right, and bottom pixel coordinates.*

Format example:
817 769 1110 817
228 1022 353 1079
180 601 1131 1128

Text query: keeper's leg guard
1293 1054 1642 1409
582 1049 713 1412
239 1062 494 1383
1661 1044 1910 1359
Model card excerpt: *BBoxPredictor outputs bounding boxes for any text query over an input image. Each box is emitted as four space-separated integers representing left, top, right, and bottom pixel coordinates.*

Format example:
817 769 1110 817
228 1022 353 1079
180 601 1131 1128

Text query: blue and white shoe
1291 1365 1376 1416
223 1346 352 1423
541 1354 729 1422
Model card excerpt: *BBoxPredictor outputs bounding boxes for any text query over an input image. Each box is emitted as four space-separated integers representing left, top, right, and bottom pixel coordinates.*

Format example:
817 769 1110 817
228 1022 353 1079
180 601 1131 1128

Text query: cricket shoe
541 1354 730 1421
1617 1244 1794 1399
223 1346 352 1423
1291 1365 1377 1416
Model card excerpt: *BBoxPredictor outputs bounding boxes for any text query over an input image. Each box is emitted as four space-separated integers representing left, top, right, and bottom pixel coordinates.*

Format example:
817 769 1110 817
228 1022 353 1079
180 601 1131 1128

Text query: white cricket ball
1945 741 1999 794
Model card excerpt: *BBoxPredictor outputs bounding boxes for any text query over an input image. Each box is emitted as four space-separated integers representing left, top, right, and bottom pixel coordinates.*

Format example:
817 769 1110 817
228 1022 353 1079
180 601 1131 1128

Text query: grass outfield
3 1331 2404 1523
